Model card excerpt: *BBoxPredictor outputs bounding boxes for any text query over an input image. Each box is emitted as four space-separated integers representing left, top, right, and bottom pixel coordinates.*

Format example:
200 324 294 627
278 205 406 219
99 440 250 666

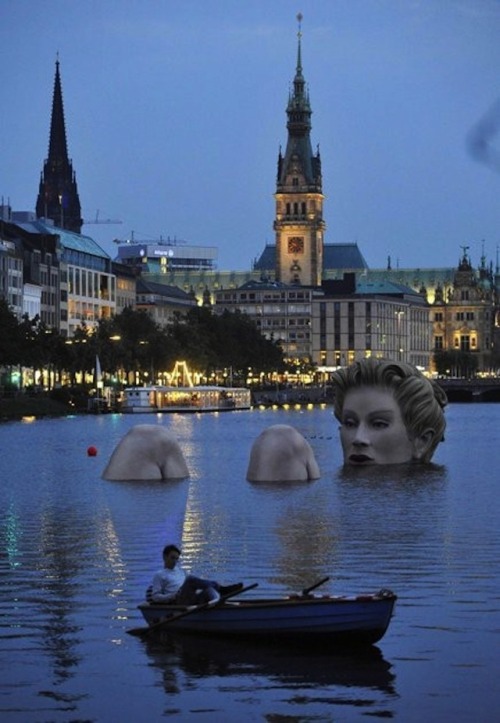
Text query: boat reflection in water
144 632 396 698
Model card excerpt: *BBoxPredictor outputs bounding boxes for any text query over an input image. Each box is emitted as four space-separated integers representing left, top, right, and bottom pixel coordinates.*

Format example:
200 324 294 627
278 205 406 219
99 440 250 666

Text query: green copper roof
17 219 110 259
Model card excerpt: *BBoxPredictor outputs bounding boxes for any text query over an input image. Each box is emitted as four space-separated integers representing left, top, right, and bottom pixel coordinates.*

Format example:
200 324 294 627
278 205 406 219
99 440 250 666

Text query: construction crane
83 210 122 225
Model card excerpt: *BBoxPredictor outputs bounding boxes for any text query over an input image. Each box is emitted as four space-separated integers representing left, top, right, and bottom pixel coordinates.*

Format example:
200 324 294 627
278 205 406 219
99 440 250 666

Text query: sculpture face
339 387 416 465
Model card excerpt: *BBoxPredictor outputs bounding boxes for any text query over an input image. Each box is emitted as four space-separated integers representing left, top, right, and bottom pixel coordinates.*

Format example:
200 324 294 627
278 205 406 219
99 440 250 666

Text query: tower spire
273 15 325 287
48 58 69 164
36 58 83 233
296 12 303 75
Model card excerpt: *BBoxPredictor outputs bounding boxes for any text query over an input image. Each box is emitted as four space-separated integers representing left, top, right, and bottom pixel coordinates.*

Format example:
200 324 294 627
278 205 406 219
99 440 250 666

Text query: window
434 336 444 350
460 335 470 352
434 312 443 322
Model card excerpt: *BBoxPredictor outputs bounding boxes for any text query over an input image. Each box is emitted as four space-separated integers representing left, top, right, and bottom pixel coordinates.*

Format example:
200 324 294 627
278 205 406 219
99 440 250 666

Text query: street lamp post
395 310 405 361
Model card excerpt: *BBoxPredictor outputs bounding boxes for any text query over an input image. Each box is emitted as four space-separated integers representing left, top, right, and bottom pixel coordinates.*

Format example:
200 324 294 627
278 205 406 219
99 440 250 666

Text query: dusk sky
2 1 500 272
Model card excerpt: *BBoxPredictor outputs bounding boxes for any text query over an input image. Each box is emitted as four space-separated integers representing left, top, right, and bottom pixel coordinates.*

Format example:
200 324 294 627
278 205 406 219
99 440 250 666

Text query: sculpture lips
349 454 373 464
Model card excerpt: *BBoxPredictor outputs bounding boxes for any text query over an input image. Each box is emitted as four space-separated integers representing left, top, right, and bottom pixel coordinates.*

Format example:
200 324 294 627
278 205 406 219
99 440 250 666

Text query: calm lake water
0 403 499 722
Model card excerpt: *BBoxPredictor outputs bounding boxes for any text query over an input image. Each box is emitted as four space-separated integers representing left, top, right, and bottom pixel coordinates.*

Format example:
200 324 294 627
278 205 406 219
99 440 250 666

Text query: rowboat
136 588 397 646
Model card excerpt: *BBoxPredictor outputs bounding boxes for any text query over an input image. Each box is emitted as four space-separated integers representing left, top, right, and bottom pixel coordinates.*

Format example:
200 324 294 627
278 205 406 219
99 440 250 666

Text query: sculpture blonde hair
332 358 447 462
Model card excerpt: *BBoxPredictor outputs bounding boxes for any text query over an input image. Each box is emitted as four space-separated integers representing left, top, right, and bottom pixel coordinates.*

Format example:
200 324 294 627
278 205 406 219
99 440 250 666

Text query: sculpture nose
352 424 370 446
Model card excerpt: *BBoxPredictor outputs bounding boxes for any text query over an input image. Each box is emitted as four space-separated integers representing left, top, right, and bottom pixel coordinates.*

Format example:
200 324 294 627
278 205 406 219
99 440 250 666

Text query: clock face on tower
288 236 304 255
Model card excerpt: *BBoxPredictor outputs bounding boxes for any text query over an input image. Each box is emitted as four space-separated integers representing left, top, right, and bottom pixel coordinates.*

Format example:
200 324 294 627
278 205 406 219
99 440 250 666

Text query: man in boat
246 424 320 482
147 544 244 607
102 425 189 480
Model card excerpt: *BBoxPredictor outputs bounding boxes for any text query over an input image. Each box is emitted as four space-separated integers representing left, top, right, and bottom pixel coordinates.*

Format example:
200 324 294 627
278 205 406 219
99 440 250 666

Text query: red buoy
87 446 98 457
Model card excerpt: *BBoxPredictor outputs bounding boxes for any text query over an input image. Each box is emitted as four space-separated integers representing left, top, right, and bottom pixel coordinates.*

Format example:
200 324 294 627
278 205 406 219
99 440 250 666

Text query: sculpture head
332 358 447 465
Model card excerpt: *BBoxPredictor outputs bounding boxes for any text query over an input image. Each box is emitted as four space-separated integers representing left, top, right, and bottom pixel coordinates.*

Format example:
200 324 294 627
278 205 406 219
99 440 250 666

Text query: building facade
116 238 218 274
312 278 431 370
431 249 498 373
136 278 197 327
3 214 115 337
0 216 24 320
215 280 314 361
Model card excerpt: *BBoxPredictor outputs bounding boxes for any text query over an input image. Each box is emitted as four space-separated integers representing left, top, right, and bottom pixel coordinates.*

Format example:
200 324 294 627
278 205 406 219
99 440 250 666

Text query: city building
136 278 197 327
112 261 138 315
0 209 24 319
312 277 431 371
215 280 315 361
116 237 217 273
432 247 497 373
3 213 115 336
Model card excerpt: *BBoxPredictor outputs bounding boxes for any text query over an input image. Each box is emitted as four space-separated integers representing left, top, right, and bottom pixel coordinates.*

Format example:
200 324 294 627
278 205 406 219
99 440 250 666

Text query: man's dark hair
163 544 181 557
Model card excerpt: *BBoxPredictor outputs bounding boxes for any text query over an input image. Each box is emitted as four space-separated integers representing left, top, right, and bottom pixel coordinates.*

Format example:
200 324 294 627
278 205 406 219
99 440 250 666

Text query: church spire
36 57 83 233
48 58 69 163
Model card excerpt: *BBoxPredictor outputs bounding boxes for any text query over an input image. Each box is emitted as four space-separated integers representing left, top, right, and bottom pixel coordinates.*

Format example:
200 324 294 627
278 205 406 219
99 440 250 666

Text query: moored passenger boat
121 385 252 413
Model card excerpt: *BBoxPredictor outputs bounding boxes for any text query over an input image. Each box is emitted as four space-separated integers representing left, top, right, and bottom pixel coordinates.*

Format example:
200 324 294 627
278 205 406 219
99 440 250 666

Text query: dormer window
292 177 299 186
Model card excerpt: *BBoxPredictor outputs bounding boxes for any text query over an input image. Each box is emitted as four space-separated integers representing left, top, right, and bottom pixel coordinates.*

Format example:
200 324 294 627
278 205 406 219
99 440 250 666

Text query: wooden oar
301 576 330 596
126 582 258 637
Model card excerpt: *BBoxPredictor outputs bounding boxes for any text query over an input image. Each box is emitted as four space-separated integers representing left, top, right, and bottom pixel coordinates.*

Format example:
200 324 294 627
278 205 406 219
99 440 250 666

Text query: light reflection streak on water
96 515 127 599
4 504 22 569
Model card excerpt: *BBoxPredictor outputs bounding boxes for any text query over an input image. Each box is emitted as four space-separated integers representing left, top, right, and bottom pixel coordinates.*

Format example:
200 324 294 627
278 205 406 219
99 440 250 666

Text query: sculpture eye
342 417 357 428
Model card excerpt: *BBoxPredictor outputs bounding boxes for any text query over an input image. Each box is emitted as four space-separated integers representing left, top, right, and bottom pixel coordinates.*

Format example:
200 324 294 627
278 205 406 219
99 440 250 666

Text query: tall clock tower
274 15 325 287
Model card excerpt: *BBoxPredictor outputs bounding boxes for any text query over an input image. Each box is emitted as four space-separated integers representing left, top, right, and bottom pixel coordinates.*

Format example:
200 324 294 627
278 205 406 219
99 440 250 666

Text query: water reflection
145 632 397 700
337 462 448 486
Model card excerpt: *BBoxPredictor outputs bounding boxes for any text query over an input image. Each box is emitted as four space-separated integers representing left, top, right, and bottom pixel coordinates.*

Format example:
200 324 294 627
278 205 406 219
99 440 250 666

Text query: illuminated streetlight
395 310 404 361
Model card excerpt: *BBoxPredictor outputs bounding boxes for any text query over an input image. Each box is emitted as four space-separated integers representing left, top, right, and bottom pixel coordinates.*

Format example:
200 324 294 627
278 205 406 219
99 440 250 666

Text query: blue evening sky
1 0 499 271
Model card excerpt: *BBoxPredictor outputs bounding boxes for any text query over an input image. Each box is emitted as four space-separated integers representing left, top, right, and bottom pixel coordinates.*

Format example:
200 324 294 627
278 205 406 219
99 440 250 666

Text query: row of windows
67 267 116 301
258 317 310 329
220 291 311 303
62 249 110 273
435 311 478 322
67 301 113 322
434 335 477 351
39 271 59 287
41 291 57 306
